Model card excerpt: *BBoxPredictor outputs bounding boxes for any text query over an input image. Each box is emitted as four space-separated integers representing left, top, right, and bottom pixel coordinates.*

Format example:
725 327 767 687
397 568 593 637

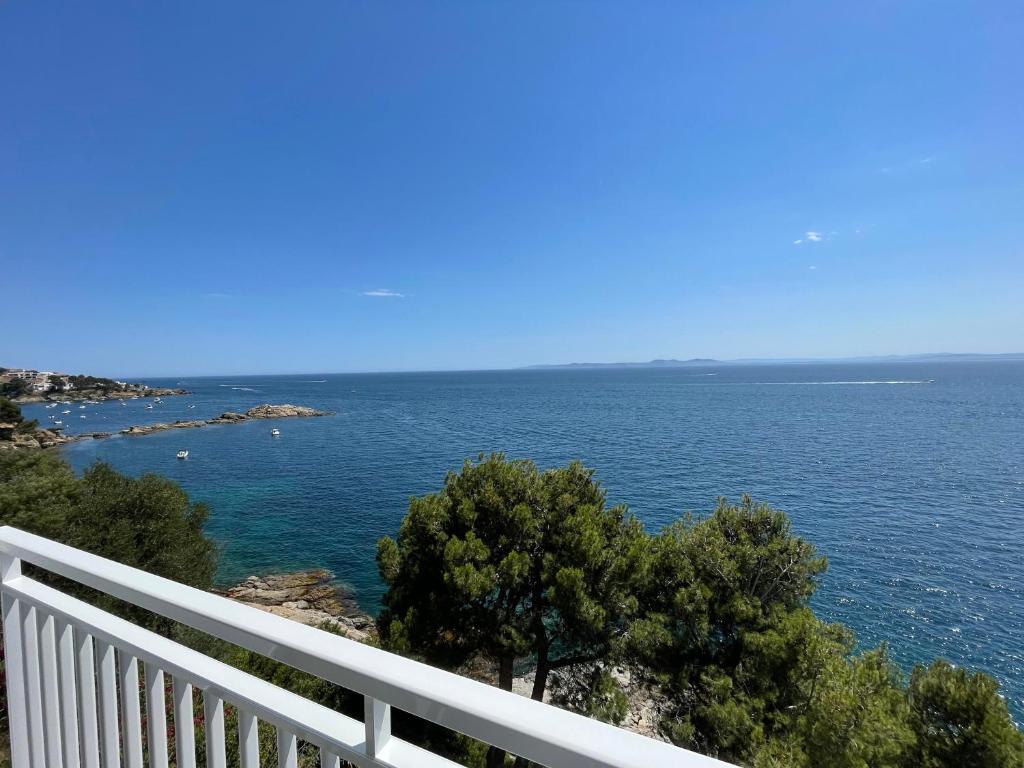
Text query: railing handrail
0 526 731 768
4 572 457 768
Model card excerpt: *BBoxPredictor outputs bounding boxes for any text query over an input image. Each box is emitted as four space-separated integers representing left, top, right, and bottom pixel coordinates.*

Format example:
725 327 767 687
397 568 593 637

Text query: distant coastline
523 352 1024 370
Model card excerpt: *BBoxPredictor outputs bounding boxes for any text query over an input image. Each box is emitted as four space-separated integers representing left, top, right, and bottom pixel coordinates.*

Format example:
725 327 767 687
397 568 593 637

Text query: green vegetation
0 380 30 400
377 455 646 766
56 373 126 393
0 398 38 438
0 450 219 766
0 449 1020 768
0 450 217 629
379 454 1024 768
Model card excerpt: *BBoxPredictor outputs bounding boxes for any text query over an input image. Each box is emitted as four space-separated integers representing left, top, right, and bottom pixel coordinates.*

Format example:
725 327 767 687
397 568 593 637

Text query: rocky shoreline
119 403 328 437
218 568 670 742
0 404 329 451
13 386 189 404
219 569 376 643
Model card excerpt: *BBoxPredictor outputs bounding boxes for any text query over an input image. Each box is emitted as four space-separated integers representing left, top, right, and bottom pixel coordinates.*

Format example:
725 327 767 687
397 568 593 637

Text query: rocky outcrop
217 571 669 743
244 404 327 419
117 404 329 438
121 420 207 436
0 426 112 451
219 570 375 643
14 387 189 404
5 403 329 450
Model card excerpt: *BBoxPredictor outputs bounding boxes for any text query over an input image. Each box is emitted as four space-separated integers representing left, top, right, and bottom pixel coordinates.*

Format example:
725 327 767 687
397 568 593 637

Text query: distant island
0 366 188 403
524 352 1024 370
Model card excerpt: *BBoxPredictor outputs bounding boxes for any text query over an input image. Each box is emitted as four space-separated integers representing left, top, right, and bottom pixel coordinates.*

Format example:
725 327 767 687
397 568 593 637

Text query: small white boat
62 410 71 414
79 405 86 409
54 420 62 426
80 415 86 419
145 404 154 410
271 428 281 436
176 450 189 459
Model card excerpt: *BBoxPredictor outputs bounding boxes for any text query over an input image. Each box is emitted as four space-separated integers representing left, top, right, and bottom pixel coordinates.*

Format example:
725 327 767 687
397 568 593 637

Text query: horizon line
9 351 1017 381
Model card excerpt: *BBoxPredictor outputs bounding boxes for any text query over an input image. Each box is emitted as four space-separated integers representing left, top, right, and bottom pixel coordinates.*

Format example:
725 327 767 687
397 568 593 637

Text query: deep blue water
24 362 1024 716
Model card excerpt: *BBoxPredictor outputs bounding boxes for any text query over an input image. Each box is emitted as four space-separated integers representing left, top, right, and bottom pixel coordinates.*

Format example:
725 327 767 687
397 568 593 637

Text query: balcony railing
0 526 732 768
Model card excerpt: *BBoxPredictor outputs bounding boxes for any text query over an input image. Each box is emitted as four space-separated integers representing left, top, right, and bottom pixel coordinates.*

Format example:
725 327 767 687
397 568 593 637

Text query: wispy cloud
793 231 824 245
362 289 404 298
877 156 937 175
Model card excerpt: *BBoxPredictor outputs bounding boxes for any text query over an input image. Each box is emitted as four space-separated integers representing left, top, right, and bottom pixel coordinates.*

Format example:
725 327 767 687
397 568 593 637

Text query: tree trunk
485 656 516 768
510 657 549 768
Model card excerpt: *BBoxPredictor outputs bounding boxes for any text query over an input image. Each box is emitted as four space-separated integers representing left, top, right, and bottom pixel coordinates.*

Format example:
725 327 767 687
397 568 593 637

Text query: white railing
0 526 732 768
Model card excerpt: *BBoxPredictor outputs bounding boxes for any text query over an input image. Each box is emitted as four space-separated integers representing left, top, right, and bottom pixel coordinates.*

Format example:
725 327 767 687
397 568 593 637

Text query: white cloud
808 265 817 270
794 231 825 245
362 289 404 298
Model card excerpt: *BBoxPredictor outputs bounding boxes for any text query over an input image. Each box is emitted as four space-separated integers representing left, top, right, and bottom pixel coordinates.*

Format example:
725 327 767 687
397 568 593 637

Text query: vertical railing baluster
238 710 259 768
0 554 30 768
39 611 66 768
76 630 101 768
57 619 83 768
172 676 196 768
277 727 297 768
96 639 122 768
204 691 226 768
363 695 392 759
118 651 144 768
320 747 341 768
144 663 169 768
22 603 46 768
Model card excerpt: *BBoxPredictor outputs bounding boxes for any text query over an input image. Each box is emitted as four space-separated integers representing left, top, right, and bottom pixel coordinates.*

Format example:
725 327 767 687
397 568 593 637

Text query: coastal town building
1 368 73 393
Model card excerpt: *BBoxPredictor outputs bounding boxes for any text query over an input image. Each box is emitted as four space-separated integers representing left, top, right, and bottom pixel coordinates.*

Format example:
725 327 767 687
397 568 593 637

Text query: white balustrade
0 525 732 767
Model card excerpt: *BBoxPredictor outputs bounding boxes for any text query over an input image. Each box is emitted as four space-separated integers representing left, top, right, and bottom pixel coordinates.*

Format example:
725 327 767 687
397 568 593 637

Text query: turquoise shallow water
25 361 1024 716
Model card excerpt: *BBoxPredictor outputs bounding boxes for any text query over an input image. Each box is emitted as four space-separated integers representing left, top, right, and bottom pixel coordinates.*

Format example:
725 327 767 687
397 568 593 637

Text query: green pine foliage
0 450 218 631
380 462 1024 768
0 447 1020 768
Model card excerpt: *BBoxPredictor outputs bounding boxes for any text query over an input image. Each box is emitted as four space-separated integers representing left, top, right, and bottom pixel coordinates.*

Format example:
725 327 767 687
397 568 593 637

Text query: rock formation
220 570 375 643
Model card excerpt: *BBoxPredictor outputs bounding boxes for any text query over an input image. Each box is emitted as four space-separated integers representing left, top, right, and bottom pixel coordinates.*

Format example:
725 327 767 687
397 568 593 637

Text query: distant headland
0 366 188 403
524 352 1024 370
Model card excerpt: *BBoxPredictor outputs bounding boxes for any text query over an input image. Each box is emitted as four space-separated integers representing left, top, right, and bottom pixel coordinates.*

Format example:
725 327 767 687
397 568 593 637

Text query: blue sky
2 2 1022 376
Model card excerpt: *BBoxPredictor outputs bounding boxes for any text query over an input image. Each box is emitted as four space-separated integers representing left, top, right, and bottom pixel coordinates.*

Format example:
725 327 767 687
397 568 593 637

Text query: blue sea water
24 361 1024 716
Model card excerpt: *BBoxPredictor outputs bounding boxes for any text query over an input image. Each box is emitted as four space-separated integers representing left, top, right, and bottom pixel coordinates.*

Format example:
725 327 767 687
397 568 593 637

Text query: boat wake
751 380 933 385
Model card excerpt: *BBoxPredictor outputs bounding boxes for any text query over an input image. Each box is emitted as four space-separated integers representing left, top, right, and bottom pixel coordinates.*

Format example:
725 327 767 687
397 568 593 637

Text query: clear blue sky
2 2 1022 376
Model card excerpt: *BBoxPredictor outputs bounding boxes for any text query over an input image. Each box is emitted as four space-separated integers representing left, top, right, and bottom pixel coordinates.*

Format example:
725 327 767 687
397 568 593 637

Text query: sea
22 361 1024 716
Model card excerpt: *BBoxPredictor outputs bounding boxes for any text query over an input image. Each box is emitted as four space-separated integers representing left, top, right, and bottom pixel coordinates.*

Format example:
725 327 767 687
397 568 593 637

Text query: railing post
1 554 30 768
363 695 391 759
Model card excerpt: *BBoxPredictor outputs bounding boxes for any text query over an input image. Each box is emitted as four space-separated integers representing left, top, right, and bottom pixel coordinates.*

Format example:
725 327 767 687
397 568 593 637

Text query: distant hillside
525 353 1024 370
524 358 719 370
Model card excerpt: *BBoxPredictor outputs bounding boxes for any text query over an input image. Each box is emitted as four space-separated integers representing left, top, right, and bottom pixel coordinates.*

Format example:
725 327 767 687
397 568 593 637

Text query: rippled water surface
27 361 1024 715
